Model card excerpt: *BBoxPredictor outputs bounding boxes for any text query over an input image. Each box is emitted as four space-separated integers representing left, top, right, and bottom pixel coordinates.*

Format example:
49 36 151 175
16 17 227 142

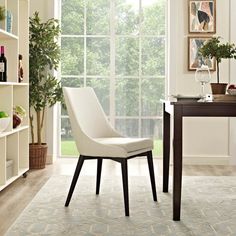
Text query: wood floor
0 158 236 235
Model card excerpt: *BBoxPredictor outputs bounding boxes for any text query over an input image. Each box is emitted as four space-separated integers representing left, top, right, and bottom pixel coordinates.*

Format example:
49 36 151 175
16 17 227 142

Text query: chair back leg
147 151 157 201
121 159 129 216
65 155 85 206
96 159 103 194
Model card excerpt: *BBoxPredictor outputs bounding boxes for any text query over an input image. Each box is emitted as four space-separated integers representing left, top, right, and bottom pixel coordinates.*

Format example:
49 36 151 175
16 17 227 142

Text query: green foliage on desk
199 37 236 83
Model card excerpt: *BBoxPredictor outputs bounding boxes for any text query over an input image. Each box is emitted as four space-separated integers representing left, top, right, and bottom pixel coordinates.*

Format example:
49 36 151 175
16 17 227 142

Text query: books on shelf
0 9 13 33
6 10 13 33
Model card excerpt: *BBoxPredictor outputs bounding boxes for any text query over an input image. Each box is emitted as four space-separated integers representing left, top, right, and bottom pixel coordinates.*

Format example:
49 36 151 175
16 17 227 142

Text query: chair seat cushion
94 137 153 154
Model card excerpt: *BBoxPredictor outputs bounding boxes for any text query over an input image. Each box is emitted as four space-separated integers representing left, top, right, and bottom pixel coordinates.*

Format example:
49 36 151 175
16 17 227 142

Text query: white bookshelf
0 0 29 191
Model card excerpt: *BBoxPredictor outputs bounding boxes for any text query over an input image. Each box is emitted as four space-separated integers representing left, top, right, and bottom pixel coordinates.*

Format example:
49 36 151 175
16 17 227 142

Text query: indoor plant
29 12 63 168
199 37 236 94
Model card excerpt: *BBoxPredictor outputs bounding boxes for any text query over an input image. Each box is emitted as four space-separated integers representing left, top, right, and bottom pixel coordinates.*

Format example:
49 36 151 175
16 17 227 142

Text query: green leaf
29 12 64 143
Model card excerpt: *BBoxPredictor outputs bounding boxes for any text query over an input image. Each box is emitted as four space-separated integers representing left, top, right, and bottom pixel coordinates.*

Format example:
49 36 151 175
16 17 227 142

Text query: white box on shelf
6 159 13 179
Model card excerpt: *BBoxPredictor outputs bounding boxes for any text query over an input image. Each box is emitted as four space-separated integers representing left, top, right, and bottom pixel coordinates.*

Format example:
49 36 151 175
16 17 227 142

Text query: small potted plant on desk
29 12 63 169
199 37 236 94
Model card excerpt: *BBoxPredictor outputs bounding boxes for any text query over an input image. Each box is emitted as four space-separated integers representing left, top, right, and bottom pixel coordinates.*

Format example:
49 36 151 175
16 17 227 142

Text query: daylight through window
60 0 167 157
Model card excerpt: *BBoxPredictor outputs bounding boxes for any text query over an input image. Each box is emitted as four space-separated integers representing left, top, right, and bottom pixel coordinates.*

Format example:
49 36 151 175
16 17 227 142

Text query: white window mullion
110 0 116 127
138 0 142 138
84 0 87 86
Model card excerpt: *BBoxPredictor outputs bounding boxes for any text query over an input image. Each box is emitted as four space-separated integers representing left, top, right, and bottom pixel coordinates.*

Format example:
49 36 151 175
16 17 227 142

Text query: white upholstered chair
63 87 157 216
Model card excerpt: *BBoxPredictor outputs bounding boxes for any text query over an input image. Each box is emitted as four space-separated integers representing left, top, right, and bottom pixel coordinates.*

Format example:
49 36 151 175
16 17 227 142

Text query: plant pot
210 83 228 95
29 143 48 169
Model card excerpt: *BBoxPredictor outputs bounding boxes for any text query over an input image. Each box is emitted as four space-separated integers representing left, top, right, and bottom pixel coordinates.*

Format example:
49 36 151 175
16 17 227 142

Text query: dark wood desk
163 99 236 221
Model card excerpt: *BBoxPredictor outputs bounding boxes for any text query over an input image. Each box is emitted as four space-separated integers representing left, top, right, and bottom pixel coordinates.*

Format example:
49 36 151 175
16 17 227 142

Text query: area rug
6 176 236 236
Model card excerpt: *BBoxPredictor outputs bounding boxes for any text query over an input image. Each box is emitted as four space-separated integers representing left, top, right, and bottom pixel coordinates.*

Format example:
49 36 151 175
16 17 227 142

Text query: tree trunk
217 60 220 83
41 108 45 130
36 110 42 145
29 109 34 144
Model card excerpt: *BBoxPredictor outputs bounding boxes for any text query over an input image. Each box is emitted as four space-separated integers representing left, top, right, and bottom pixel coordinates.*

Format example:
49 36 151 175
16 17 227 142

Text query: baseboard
182 155 230 165
153 155 232 165
46 154 56 164
48 155 234 165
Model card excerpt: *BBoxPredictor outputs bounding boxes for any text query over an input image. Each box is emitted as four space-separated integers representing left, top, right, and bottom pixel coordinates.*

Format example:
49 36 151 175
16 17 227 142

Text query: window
60 0 167 157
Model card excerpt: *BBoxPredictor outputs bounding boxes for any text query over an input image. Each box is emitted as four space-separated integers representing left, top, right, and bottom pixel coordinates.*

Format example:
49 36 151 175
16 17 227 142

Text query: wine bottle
18 54 23 82
0 46 7 82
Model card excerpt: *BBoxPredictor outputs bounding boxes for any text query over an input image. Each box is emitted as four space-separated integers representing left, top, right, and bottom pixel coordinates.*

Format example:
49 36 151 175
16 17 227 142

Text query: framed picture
189 0 216 33
188 37 215 71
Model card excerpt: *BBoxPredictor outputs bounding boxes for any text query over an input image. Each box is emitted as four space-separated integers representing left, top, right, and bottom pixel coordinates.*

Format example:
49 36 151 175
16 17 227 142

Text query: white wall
30 0 56 19
229 0 236 164
169 0 235 164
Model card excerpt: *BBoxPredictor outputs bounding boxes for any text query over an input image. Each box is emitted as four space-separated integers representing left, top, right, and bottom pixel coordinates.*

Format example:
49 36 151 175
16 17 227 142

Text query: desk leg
163 104 170 192
173 105 183 221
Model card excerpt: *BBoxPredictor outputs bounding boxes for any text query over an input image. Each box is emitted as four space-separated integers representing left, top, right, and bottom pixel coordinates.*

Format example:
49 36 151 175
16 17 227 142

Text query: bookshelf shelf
0 0 29 191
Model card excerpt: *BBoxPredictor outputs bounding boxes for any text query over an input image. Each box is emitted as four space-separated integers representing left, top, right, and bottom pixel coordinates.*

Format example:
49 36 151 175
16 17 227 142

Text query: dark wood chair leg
65 155 84 207
147 151 157 201
121 159 129 216
96 159 103 194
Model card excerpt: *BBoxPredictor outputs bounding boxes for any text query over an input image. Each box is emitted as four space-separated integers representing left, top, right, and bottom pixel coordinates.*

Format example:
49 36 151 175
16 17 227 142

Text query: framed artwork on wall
188 36 216 71
189 0 216 33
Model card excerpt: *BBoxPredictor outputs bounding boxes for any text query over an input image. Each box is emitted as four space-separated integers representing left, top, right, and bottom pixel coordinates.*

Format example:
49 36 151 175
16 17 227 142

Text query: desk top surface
173 100 236 105
164 95 236 105
164 98 236 106
164 98 236 117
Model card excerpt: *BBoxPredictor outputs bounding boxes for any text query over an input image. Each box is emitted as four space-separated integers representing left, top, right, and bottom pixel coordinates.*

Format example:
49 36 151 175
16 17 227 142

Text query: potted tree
29 12 63 169
199 37 236 94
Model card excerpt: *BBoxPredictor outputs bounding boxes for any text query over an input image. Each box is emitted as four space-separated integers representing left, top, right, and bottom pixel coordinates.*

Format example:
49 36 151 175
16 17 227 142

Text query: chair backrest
63 87 118 140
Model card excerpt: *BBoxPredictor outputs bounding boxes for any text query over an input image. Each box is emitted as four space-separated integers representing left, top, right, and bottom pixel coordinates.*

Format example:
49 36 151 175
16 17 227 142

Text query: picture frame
189 0 216 33
188 36 216 71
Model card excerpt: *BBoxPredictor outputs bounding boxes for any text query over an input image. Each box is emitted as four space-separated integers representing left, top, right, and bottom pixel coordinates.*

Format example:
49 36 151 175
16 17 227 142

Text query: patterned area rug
6 176 236 236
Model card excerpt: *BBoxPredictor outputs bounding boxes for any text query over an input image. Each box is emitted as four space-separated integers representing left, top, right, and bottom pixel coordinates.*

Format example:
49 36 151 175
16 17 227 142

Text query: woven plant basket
29 143 48 169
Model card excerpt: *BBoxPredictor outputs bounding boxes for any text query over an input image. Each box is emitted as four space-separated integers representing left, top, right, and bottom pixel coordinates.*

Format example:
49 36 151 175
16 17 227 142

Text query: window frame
59 0 168 157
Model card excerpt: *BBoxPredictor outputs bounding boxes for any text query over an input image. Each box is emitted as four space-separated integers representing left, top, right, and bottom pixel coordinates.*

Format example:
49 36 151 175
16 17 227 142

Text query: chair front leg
147 151 157 201
65 155 85 207
121 159 129 216
96 159 103 194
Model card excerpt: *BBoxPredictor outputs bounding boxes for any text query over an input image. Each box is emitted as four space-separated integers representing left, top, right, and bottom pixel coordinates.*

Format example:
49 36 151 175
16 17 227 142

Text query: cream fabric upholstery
63 87 153 158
